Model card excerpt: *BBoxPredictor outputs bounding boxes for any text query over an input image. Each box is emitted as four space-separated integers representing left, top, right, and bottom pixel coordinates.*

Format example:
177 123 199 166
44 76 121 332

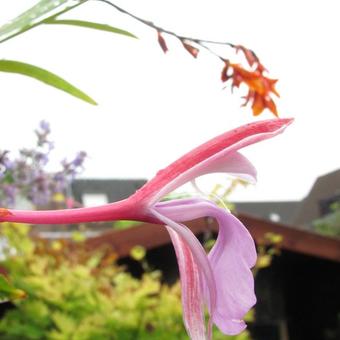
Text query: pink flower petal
190 151 256 197
151 207 216 340
207 207 256 335
166 226 207 340
134 118 293 204
204 151 257 184
155 198 256 335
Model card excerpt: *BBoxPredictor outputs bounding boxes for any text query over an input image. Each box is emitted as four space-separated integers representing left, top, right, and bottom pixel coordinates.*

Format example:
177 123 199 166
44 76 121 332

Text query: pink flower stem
2 198 152 225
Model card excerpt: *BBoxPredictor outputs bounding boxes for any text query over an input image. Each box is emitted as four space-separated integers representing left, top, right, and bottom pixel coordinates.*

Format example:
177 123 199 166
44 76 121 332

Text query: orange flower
0 208 12 217
221 62 279 116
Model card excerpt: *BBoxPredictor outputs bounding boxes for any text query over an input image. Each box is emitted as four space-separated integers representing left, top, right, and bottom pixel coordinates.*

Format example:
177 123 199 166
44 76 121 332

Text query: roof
71 179 146 204
86 213 340 263
234 201 299 225
293 169 340 227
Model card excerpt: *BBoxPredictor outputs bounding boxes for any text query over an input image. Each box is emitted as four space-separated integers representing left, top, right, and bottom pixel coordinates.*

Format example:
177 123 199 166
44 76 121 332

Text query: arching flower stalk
0 118 293 339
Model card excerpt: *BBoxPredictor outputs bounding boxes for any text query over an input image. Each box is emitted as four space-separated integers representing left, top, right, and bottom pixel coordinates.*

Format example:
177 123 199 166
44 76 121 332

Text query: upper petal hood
133 118 293 205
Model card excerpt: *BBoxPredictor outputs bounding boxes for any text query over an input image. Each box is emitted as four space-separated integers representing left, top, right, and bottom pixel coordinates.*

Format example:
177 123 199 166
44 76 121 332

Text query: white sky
0 0 339 202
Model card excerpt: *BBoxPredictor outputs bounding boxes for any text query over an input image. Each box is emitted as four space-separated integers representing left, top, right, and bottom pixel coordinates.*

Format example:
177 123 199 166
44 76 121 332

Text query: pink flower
0 118 293 339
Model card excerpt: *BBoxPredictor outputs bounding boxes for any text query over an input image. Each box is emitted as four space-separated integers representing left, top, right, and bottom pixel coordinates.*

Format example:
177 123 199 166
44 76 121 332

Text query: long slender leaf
0 0 86 44
45 18 137 38
0 59 97 105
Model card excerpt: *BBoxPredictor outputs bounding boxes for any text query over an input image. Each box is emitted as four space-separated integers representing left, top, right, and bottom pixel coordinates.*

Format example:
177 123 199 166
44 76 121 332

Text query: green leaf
0 59 97 105
45 19 137 38
52 311 77 334
0 0 85 44
0 274 27 302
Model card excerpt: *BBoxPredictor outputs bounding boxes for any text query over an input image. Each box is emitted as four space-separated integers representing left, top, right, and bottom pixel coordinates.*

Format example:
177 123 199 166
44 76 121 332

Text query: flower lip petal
166 226 207 340
155 198 256 335
151 207 217 326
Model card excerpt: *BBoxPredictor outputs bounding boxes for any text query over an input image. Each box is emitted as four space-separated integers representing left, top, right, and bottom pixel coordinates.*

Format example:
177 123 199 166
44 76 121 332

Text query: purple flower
61 151 87 179
71 151 87 168
1 121 86 208
0 118 293 339
39 120 50 133
2 184 17 207
35 120 53 150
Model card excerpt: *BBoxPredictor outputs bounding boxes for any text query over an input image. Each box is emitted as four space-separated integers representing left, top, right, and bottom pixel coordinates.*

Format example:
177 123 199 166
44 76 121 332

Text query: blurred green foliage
0 223 250 339
313 202 340 237
0 275 26 302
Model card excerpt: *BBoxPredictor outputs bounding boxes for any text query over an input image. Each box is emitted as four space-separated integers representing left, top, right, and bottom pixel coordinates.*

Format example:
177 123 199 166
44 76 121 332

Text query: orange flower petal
221 61 230 82
264 97 278 117
251 93 265 116
0 208 12 217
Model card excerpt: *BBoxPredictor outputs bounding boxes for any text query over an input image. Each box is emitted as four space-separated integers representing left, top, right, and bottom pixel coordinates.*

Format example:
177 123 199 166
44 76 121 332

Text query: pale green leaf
0 59 97 105
0 0 85 43
45 19 137 38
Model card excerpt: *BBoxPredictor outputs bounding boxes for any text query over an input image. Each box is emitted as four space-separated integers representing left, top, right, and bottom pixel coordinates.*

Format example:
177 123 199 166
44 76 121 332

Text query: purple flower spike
0 119 293 339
